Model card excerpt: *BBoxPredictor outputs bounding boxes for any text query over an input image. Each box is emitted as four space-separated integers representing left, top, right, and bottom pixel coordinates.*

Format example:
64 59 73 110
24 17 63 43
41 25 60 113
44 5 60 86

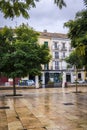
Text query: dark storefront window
78 73 81 79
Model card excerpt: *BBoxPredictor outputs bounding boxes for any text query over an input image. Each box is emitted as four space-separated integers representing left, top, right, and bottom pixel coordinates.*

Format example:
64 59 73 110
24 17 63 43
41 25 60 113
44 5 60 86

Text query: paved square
0 87 87 130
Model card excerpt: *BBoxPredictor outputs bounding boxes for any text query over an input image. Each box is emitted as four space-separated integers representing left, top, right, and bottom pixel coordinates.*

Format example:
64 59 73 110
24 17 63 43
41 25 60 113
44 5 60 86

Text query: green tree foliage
0 26 14 63
0 0 38 19
84 0 87 7
54 0 66 9
0 24 51 95
64 8 87 69
15 23 39 43
64 10 87 47
15 24 51 74
65 50 83 69
0 0 66 19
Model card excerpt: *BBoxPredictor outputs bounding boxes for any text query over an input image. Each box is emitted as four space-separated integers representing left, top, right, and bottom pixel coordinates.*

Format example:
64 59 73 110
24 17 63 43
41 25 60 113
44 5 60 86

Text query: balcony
55 56 59 59
61 47 67 51
55 66 59 70
52 47 59 51
61 57 65 60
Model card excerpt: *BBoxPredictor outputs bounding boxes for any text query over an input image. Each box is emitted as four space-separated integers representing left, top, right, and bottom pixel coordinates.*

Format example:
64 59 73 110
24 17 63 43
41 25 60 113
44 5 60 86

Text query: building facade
38 30 85 87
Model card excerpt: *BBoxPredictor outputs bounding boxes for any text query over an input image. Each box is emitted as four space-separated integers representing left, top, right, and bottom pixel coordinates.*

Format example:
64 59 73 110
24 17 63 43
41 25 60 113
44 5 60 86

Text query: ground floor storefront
0 70 85 88
41 70 85 88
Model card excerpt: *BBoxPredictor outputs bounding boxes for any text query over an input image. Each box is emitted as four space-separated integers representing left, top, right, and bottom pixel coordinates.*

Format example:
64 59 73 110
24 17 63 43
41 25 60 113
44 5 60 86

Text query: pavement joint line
63 103 74 105
0 106 10 109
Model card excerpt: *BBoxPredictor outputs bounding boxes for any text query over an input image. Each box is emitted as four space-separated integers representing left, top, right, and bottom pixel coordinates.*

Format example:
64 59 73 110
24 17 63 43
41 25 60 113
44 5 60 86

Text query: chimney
43 29 47 33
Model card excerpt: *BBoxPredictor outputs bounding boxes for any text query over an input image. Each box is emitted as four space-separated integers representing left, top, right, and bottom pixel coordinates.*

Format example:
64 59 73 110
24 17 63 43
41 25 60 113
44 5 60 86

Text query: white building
38 30 85 88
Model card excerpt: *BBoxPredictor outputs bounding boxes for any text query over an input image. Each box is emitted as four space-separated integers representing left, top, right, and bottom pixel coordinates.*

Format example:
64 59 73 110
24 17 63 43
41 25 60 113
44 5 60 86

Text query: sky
0 0 84 34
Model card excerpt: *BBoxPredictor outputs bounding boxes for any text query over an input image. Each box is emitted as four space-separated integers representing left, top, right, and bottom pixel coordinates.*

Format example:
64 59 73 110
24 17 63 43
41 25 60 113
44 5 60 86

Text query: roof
39 31 68 39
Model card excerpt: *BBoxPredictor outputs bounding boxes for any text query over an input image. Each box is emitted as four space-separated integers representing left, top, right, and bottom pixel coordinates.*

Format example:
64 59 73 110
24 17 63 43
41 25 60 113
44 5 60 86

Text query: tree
64 8 87 70
84 0 87 7
65 51 83 69
0 25 51 95
65 50 83 92
54 0 66 9
0 0 66 19
64 9 87 47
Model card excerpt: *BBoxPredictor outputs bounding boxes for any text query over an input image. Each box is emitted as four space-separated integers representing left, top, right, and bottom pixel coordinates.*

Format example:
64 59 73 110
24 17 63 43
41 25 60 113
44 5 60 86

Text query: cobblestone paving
0 87 87 130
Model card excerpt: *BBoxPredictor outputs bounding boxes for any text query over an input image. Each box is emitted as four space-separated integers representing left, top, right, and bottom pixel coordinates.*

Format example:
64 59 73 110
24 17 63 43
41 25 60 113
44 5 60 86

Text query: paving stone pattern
0 87 87 130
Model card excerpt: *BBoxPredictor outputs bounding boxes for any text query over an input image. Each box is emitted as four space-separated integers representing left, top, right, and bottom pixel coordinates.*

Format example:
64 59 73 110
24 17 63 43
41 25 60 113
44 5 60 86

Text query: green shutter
44 41 48 47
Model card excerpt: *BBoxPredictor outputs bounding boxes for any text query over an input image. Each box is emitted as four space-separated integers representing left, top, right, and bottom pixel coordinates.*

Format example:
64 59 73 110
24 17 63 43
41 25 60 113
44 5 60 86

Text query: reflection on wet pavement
0 87 87 130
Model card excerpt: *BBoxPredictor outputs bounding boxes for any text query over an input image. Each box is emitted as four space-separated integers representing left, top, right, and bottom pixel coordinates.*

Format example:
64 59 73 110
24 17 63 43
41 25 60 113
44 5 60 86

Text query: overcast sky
0 0 84 34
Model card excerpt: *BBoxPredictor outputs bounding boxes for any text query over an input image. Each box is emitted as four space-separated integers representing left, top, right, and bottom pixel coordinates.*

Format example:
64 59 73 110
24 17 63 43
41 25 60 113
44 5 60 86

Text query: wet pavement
0 87 87 130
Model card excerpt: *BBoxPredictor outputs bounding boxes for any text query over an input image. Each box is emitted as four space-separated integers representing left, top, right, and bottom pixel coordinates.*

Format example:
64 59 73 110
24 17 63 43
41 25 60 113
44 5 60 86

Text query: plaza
0 87 87 130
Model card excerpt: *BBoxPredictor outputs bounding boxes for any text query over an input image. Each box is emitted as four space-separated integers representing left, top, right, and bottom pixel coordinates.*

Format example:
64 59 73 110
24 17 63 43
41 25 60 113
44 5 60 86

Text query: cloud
28 0 84 33
0 0 84 33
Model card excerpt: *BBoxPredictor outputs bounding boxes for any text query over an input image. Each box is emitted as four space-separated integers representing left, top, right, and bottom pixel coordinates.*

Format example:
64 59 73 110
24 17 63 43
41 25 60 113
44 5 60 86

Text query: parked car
18 80 35 86
27 80 35 86
78 80 85 84
72 80 85 84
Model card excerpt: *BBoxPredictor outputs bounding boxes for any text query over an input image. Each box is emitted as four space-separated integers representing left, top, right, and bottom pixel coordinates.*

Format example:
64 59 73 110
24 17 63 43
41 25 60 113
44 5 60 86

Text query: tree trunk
13 78 16 96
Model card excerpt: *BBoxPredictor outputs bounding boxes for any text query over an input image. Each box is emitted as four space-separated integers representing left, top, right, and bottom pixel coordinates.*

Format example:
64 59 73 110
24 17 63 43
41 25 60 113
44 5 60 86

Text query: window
54 42 57 49
55 52 59 59
44 64 49 70
44 41 48 47
55 61 59 70
62 42 65 48
53 42 59 49
62 52 65 58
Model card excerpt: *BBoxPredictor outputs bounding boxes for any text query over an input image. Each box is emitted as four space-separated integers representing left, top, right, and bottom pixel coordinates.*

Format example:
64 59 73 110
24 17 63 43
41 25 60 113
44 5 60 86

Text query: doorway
66 74 71 82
